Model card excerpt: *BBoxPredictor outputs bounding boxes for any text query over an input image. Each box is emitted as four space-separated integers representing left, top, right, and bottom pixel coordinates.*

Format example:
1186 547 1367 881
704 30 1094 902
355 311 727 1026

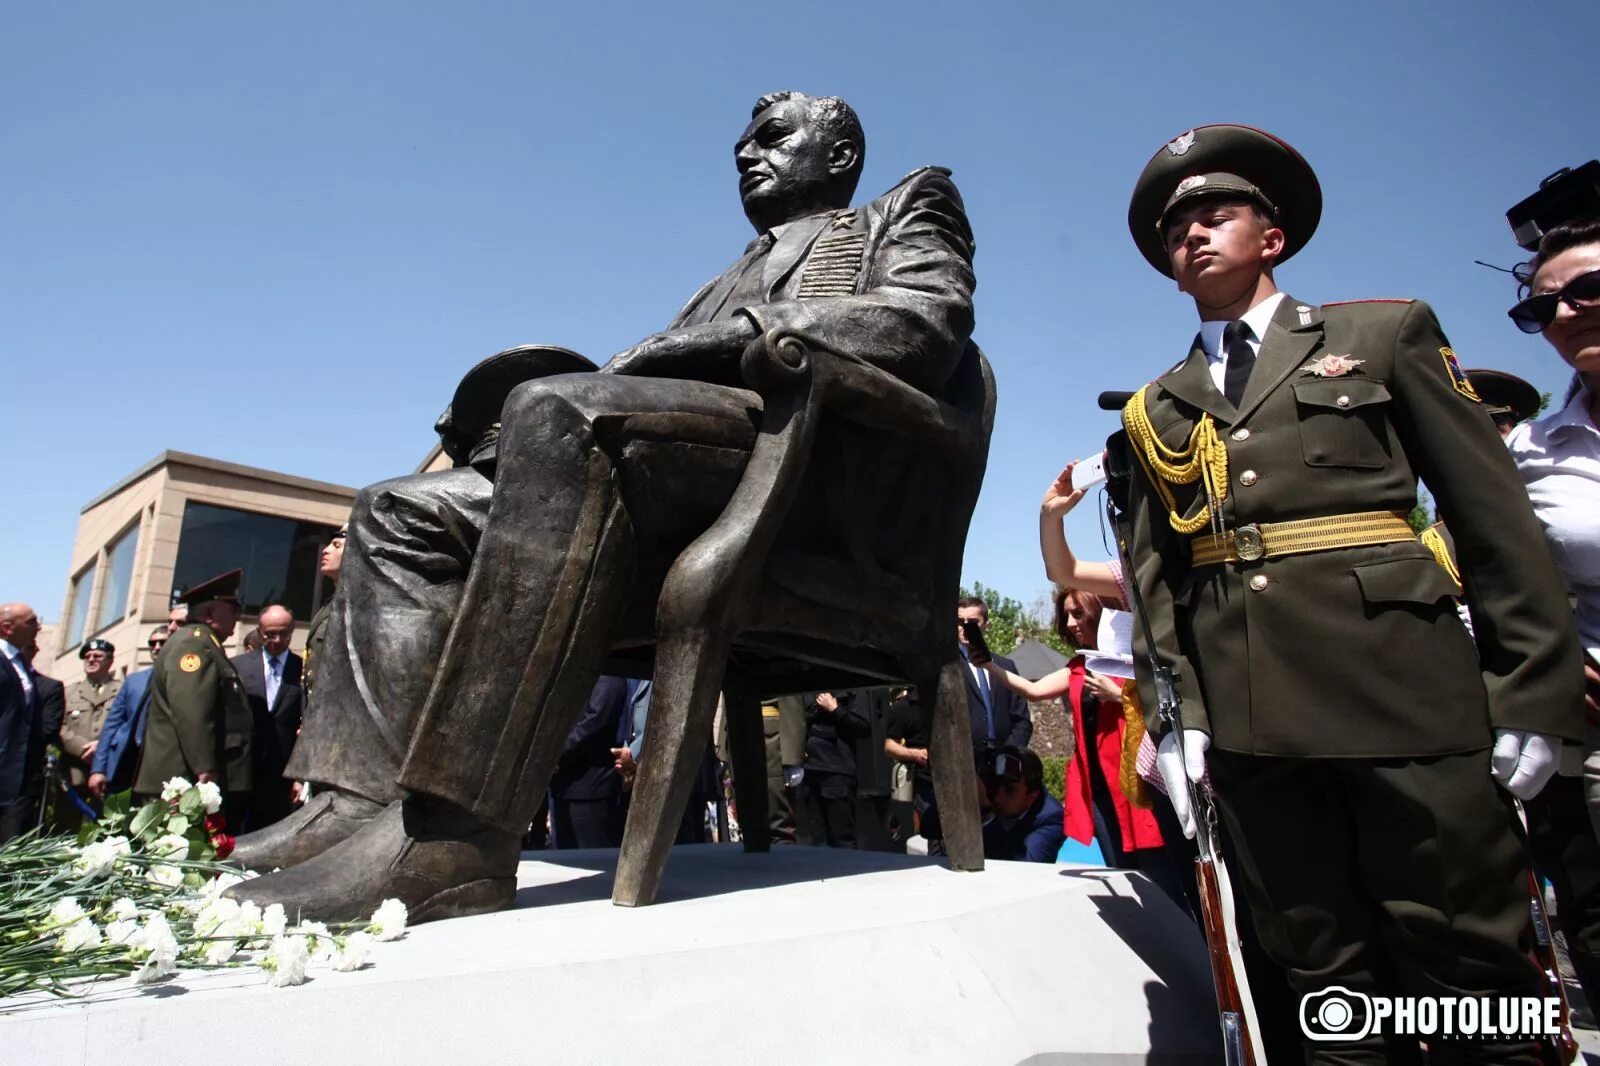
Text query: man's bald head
0 603 41 652
258 604 295 658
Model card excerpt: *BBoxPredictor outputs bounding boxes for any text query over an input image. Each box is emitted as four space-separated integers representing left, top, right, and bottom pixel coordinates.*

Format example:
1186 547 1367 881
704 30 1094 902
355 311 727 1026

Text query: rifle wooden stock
1196 856 1257 1065
1528 871 1579 1064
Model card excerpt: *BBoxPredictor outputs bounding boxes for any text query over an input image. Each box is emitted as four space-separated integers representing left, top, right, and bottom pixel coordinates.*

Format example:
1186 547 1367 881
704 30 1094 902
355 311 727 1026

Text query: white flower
108 897 140 922
368 898 407 942
261 935 310 987
201 938 239 965
58 919 103 953
104 919 141 946
73 837 132 879
201 872 245 901
331 932 372 972
130 914 179 984
160 777 192 802
145 863 184 889
195 780 223 814
261 903 287 937
149 834 190 859
45 897 88 929
295 920 333 959
235 900 264 935
195 897 241 938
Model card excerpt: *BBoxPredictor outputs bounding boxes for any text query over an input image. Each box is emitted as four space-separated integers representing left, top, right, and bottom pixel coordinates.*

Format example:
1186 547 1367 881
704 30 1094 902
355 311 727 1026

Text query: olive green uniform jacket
302 600 331 707
59 677 120 788
1124 296 1583 757
133 624 253 795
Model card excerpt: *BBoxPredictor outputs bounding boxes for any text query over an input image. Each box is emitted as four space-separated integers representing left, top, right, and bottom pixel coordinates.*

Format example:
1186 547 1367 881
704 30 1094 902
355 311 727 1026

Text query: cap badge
1175 174 1207 194
1301 354 1365 378
1166 130 1196 157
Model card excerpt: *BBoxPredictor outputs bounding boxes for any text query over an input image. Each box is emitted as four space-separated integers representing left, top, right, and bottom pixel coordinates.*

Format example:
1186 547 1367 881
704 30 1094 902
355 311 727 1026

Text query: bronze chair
609 329 996 907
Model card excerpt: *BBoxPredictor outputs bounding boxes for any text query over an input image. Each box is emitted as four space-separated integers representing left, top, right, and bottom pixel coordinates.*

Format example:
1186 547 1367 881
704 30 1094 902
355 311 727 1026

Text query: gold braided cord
1120 683 1154 810
1122 386 1229 535
1419 526 1463 589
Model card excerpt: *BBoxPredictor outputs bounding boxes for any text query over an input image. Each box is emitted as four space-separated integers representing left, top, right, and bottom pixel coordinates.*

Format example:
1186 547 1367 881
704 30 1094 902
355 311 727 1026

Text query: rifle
1518 802 1579 1063
1102 423 1265 1066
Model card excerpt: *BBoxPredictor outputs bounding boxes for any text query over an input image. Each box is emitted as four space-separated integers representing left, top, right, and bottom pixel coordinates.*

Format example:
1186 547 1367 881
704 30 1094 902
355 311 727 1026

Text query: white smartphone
1070 452 1107 491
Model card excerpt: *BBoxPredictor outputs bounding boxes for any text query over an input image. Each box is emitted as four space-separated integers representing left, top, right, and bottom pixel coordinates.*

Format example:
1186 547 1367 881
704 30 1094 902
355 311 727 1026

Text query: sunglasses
1508 268 1600 333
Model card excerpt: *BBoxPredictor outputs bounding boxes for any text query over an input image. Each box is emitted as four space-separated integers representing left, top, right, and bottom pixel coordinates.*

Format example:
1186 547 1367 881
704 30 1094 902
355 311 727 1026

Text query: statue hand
600 335 673 377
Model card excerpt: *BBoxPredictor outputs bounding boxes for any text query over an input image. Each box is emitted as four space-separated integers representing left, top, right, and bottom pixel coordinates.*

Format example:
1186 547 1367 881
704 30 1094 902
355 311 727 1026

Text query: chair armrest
740 330 977 453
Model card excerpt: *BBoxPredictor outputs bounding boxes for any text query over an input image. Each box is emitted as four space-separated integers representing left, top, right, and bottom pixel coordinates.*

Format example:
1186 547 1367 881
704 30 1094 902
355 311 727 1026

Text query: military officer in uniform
55 638 121 829
134 570 253 823
1121 125 1583 1062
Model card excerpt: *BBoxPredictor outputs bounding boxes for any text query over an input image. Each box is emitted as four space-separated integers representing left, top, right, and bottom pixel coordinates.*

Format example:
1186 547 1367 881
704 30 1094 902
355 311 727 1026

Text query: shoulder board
884 165 953 195
1322 298 1416 307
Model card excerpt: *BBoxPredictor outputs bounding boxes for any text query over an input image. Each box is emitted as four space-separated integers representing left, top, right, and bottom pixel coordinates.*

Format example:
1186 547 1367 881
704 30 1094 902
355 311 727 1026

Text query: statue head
736 92 864 233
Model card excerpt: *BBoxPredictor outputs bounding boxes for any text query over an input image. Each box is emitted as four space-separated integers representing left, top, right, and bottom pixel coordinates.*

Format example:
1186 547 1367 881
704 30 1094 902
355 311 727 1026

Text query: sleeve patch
179 653 202 673
1439 347 1480 402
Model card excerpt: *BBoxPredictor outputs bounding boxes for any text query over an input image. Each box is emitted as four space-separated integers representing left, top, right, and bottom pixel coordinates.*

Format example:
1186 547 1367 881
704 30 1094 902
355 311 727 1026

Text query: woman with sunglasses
1505 218 1600 842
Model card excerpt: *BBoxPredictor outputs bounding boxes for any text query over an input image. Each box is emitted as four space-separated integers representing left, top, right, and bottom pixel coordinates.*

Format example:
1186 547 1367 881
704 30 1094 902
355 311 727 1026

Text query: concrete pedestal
3 847 1224 1064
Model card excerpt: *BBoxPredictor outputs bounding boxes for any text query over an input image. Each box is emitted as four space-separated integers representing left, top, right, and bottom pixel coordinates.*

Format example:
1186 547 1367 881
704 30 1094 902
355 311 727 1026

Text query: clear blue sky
4 1 1597 622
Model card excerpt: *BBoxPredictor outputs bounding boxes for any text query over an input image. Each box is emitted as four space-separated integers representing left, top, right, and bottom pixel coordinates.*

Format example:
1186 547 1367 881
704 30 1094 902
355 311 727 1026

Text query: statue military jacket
60 676 120 787
134 624 253 795
1124 296 1583 758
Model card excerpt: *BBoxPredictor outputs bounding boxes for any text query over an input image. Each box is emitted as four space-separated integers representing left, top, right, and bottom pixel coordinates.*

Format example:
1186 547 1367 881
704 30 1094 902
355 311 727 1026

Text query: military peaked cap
1466 368 1542 423
79 638 114 658
176 568 243 607
447 345 598 450
1129 124 1322 277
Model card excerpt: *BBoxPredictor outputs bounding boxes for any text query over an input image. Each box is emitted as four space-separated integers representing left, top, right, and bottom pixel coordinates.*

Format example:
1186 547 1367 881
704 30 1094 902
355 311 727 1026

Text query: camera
1507 160 1600 253
1299 986 1374 1043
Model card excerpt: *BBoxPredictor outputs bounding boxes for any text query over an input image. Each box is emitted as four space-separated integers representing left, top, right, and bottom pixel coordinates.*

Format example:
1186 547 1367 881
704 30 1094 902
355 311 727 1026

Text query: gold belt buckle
1234 524 1266 562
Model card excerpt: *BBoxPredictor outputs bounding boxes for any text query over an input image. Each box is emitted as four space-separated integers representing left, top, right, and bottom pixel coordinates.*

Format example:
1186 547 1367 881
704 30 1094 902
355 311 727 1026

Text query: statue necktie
1222 320 1255 407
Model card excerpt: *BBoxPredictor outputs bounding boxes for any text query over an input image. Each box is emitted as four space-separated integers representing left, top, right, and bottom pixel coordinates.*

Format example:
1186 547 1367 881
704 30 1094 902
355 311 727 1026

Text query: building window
171 502 339 620
94 523 139 633
65 562 97 649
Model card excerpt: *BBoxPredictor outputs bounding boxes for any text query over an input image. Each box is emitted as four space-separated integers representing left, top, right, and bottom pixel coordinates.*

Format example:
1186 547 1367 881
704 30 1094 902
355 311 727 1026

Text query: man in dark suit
0 603 44 843
1121 124 1582 1062
955 596 1031 755
548 675 629 849
232 604 303 831
231 90 977 924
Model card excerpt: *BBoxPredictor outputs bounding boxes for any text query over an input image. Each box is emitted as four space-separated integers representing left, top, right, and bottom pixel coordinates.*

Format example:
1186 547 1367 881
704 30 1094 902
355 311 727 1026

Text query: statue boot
225 797 520 925
228 788 386 872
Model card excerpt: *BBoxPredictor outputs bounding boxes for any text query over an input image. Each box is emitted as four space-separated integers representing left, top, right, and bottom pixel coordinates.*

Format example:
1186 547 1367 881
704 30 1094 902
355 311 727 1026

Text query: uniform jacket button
1336 395 1351 408
1231 427 1250 441
1249 574 1269 591
1239 470 1258 486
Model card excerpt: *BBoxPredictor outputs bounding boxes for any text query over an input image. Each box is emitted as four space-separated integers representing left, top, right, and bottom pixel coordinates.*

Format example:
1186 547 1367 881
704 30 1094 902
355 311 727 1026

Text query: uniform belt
1190 511 1415 566
762 705 782 718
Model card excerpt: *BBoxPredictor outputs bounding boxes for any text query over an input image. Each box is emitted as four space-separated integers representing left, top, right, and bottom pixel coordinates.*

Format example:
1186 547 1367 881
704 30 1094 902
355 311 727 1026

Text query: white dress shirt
1507 384 1600 665
1197 291 1286 393
1 639 34 707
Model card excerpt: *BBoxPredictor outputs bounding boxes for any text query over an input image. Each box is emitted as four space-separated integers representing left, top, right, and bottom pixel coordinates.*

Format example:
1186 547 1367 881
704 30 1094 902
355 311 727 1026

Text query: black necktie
1222 320 1256 406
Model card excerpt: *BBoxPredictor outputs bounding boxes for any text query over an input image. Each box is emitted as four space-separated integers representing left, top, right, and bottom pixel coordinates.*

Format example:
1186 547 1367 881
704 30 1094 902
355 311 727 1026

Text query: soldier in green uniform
1121 125 1583 1062
133 570 253 823
56 638 121 830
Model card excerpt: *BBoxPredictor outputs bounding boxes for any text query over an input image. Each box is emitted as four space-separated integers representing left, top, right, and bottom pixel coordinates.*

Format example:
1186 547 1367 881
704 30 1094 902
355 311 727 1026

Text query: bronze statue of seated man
228 91 978 923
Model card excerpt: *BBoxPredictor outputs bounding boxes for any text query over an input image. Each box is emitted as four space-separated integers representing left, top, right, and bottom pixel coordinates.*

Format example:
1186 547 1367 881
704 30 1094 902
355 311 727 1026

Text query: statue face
735 97 848 231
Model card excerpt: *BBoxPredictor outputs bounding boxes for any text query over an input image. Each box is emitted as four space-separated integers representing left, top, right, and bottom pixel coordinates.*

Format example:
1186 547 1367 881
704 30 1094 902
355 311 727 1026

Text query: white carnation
262 935 310 987
295 920 333 959
261 903 287 937
201 872 245 901
202 938 239 965
108 897 140 922
150 834 190 859
58 919 103 953
104 919 141 945
195 897 240 938
331 932 373 972
195 780 223 814
130 914 179 984
145 863 184 889
160 777 192 802
368 898 407 942
45 897 87 929
73 836 132 879
236 900 264 935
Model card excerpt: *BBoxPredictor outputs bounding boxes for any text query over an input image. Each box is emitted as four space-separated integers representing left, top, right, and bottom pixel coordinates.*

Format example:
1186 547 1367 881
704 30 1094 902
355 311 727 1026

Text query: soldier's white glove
1491 729 1559 800
1157 729 1210 839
